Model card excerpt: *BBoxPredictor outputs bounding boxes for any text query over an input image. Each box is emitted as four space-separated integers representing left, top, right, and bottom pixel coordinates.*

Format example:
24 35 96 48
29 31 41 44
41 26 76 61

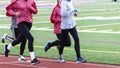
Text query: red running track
0 55 120 68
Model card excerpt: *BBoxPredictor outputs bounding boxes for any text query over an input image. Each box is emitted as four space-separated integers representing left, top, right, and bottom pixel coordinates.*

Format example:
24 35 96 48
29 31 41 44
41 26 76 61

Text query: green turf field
1 0 120 65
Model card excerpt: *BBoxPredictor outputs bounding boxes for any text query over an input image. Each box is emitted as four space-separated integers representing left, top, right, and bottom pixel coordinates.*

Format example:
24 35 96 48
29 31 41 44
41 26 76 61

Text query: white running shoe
2 33 8 43
18 56 26 62
57 57 65 63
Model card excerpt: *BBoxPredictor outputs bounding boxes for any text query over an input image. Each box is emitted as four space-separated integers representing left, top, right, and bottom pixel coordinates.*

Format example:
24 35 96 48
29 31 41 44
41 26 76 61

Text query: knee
28 36 34 43
21 39 26 45
12 40 21 46
64 42 71 47
67 42 71 46
75 37 79 43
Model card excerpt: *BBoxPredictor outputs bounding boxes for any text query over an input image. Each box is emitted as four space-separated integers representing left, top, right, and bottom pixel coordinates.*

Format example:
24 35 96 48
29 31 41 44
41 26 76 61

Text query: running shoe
57 57 65 63
2 33 8 43
44 41 51 52
76 57 86 63
18 56 26 62
31 58 40 65
4 45 10 57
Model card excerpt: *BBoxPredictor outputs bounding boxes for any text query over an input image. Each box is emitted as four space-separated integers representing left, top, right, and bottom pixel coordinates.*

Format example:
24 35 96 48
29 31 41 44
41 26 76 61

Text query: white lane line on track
0 61 47 68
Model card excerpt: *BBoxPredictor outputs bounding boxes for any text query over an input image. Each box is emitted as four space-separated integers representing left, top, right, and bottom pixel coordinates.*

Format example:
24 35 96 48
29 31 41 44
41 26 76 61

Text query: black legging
19 38 26 55
11 28 26 55
59 27 81 58
49 34 61 47
12 21 34 52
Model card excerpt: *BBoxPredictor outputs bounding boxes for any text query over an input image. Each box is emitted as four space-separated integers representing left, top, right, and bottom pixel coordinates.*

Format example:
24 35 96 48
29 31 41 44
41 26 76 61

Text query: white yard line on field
1 16 120 34
1 14 120 20
79 23 120 28
77 30 120 34
20 27 120 34
34 16 120 20
78 12 120 16
32 27 53 31
0 15 6 17
1 25 120 34
81 28 96 31
80 8 119 12
33 21 50 24
75 16 120 20
80 29 112 32
31 27 120 34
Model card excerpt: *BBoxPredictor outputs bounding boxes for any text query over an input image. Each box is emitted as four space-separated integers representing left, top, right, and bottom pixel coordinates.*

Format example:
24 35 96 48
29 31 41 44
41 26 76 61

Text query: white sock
6 36 14 42
7 43 13 50
30 52 35 60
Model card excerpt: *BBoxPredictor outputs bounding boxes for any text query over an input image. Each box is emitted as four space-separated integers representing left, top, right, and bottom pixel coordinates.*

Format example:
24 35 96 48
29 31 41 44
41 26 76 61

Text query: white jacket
61 0 76 29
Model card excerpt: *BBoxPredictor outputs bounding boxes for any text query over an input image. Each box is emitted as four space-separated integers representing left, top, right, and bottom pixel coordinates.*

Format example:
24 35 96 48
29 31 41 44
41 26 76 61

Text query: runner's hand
16 12 20 16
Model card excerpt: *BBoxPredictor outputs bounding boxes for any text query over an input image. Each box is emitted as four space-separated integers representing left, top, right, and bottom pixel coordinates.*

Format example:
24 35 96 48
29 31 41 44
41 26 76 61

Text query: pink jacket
6 0 38 24
50 4 61 34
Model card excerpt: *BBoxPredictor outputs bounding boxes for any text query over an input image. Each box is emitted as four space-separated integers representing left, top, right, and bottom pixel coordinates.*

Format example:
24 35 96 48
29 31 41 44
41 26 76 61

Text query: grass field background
1 0 120 65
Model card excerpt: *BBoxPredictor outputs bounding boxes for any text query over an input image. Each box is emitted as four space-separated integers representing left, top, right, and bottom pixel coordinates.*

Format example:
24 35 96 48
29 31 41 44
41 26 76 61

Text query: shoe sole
58 61 65 63
57 60 65 63
31 61 40 65
18 59 27 62
76 60 86 63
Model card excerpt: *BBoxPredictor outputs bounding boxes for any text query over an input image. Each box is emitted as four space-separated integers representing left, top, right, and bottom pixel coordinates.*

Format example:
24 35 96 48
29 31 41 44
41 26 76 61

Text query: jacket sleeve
6 2 17 16
61 2 73 17
50 7 56 23
30 1 38 14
